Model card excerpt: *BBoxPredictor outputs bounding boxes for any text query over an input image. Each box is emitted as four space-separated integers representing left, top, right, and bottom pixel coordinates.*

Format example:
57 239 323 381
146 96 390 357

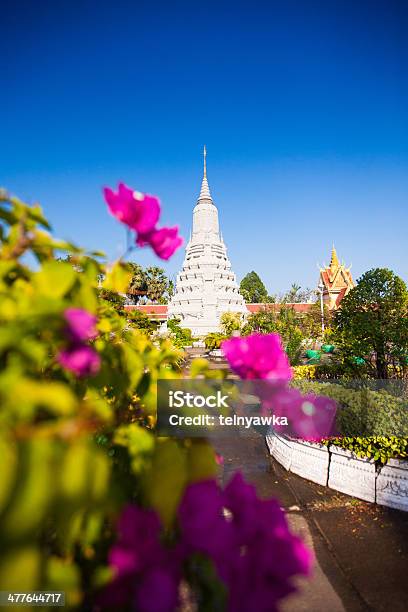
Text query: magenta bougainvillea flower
57 344 101 377
103 474 311 612
178 474 312 611
57 307 100 377
103 183 183 260
103 183 160 235
137 226 183 260
102 505 180 611
222 332 337 440
63 307 98 343
222 333 292 381
272 389 338 440
215 453 224 465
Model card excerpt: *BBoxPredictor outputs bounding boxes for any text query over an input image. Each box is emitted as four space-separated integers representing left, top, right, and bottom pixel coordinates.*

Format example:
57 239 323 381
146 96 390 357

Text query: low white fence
266 431 408 511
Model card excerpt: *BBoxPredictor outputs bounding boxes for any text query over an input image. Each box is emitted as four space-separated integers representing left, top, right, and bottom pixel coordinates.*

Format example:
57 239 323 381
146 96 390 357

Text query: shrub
167 317 193 347
204 332 227 351
327 436 408 464
0 190 186 601
220 311 243 336
127 308 155 334
292 365 318 380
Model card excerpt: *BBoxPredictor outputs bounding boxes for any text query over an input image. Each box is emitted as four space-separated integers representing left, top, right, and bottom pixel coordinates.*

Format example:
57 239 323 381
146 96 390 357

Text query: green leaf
27 204 51 229
144 439 187 528
0 434 18 514
114 424 154 473
33 261 76 298
46 556 81 608
1 439 56 541
0 547 41 592
102 262 131 293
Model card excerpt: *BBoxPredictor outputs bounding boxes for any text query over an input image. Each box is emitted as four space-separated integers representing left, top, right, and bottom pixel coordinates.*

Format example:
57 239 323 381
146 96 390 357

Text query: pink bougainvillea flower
63 307 98 343
222 333 292 381
136 566 180 612
260 385 338 440
178 474 312 611
102 505 180 611
222 332 337 440
222 472 312 611
104 182 183 260
178 479 234 572
102 475 312 612
57 345 100 377
215 453 224 466
286 391 338 440
103 182 160 235
137 226 183 260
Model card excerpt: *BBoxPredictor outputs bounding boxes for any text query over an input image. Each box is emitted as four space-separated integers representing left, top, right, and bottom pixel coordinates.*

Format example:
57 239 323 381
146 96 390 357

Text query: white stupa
167 147 247 335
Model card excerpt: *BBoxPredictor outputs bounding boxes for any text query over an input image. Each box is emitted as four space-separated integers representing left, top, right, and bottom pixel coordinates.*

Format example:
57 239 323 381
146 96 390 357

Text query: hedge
292 380 408 463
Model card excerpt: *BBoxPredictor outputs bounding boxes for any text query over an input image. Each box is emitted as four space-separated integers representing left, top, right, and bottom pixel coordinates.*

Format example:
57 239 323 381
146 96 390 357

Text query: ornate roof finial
330 244 339 268
203 145 207 178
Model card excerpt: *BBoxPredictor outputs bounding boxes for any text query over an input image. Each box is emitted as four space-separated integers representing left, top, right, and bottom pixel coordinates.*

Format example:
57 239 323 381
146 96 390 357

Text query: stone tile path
215 429 408 612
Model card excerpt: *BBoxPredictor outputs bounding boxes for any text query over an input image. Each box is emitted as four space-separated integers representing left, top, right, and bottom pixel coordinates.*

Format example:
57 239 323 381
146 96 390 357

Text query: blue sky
1 0 407 292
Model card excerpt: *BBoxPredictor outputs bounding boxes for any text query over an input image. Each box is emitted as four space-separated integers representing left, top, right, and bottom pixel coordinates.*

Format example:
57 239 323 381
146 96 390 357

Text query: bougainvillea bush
0 186 319 611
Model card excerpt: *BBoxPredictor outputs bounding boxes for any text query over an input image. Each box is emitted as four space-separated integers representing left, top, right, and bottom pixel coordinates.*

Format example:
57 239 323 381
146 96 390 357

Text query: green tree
240 271 273 303
128 309 155 335
334 268 408 378
299 301 331 340
128 262 147 302
127 264 173 304
281 283 314 304
145 266 170 303
242 306 277 334
242 306 304 365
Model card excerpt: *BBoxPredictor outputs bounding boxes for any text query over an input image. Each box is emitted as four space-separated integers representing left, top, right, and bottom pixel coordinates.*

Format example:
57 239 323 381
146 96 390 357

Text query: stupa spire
198 145 212 201
168 147 247 335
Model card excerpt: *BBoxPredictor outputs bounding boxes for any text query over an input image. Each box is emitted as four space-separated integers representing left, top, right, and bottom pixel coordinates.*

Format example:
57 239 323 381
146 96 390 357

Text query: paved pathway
214 429 408 612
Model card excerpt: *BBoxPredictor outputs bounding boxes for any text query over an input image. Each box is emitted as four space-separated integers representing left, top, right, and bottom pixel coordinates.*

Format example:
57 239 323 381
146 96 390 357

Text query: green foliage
127 263 173 304
127 309 155 335
328 436 408 464
280 283 314 304
297 301 330 340
167 317 193 347
0 190 205 605
293 379 408 463
145 266 173 303
239 271 273 303
242 306 304 365
220 311 243 336
127 262 147 300
204 332 227 351
333 268 408 378
98 288 126 314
